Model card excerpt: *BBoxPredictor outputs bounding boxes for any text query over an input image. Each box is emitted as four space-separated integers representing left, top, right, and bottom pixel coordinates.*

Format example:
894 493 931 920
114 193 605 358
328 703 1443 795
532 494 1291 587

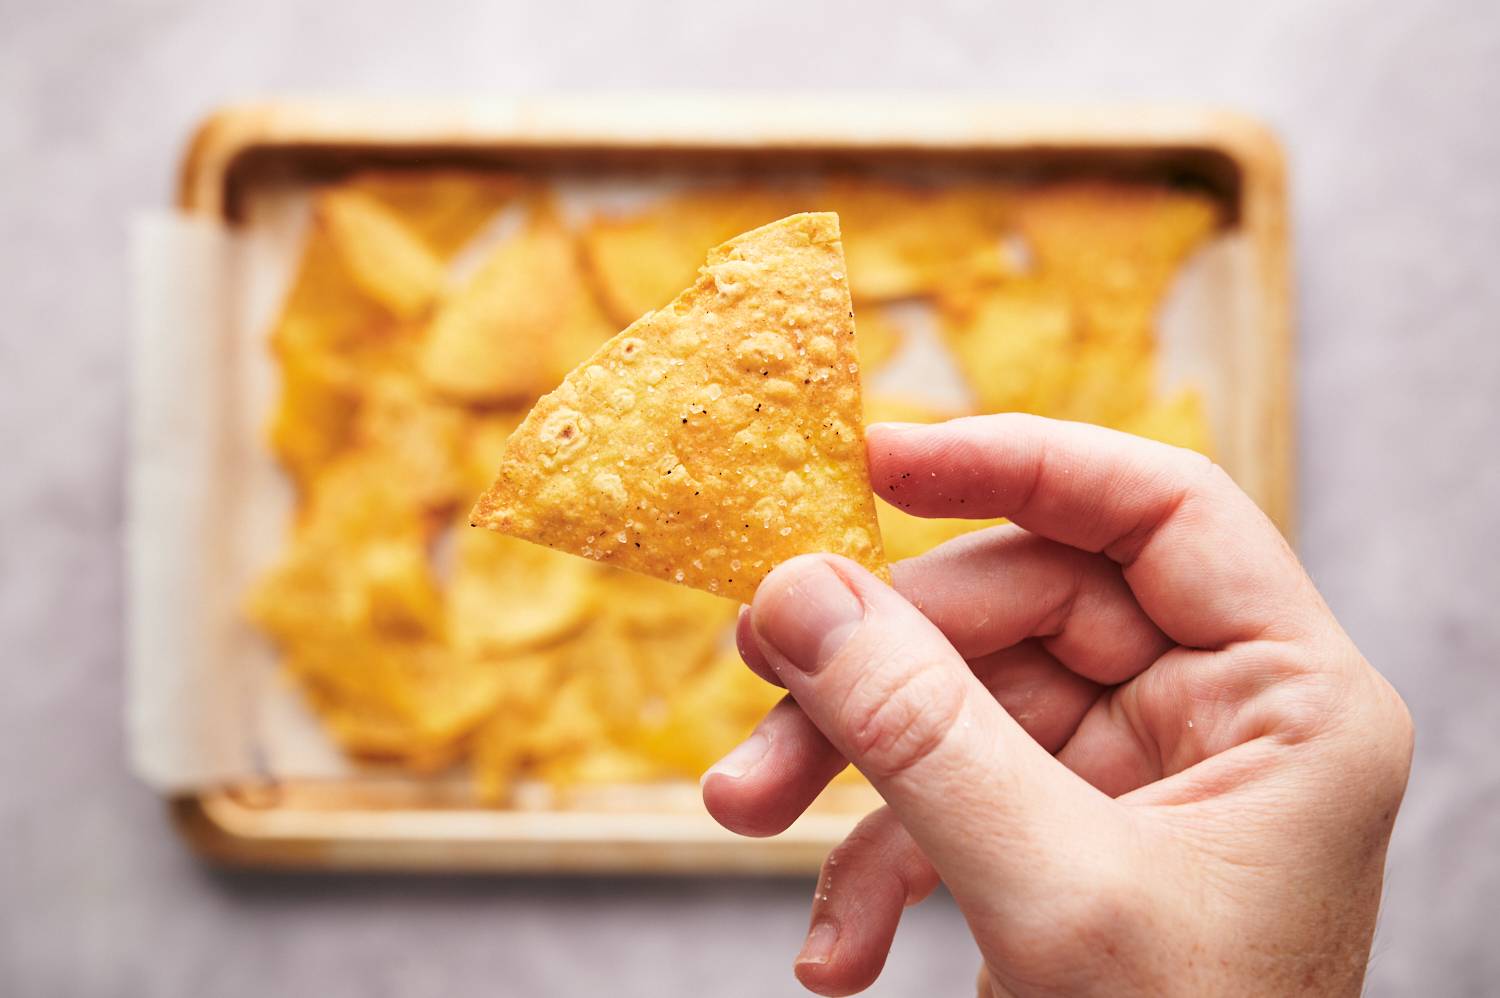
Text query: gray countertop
3 1 1497 994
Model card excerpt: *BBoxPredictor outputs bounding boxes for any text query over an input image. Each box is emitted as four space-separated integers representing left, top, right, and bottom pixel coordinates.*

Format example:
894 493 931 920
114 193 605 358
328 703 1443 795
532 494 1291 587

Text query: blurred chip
821 180 1014 301
939 280 1078 415
579 188 796 326
1015 182 1220 307
250 170 1220 801
1117 388 1214 455
855 305 905 373
472 212 889 602
634 650 781 778
343 170 520 258
317 189 447 320
291 638 505 770
448 525 599 658
421 202 614 403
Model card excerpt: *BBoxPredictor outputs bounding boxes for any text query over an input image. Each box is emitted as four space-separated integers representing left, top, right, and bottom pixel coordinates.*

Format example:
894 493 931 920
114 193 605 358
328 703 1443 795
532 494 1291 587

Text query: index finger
867 415 1323 648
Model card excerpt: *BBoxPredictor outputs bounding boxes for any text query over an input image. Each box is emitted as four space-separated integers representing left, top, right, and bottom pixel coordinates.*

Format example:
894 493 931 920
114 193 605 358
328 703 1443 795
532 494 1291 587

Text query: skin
700 415 1414 997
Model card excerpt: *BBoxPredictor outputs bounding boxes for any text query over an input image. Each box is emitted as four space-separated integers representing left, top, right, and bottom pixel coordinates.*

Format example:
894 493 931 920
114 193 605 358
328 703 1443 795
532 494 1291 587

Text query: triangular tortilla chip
343 170 520 258
420 203 614 403
316 189 447 320
471 212 888 602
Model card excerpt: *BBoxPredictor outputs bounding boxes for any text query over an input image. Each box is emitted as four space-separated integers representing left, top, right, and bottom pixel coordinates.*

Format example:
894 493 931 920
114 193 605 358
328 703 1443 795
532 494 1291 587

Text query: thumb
748 554 1122 917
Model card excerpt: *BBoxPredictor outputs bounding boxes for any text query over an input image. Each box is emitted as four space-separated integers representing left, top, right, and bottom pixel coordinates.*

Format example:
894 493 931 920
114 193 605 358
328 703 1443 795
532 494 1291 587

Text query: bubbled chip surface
470 212 889 603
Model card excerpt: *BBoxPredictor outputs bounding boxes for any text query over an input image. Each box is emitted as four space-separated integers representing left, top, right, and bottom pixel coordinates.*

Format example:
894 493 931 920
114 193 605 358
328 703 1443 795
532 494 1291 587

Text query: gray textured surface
3 1 1498 995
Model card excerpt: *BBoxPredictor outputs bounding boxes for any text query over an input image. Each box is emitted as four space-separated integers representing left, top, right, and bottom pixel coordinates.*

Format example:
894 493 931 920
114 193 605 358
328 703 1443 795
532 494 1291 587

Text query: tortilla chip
448 526 600 657
421 203 614 403
856 305 905 373
269 227 388 357
267 344 362 488
472 212 888 602
1015 183 1220 305
634 650 781 778
290 638 505 767
1117 388 1214 455
1055 339 1154 427
316 189 447 320
343 170 520 258
821 180 1014 301
939 280 1078 415
579 189 796 326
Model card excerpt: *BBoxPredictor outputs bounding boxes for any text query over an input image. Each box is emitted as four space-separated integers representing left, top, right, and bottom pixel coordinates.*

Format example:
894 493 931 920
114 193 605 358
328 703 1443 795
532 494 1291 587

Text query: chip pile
247 171 1220 802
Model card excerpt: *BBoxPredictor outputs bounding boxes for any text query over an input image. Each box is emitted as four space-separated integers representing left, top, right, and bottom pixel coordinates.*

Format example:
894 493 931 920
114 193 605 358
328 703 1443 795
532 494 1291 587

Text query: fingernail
700 732 769 786
752 560 863 675
795 921 838 968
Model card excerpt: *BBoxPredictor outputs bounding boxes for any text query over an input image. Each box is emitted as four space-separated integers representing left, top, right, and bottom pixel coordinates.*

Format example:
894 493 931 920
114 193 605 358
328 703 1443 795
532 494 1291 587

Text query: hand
700 415 1413 997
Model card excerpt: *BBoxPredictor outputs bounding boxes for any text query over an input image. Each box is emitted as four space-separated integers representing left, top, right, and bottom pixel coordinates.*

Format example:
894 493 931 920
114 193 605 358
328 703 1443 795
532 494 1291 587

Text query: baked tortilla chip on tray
316 189 447 321
471 211 889 602
421 200 614 404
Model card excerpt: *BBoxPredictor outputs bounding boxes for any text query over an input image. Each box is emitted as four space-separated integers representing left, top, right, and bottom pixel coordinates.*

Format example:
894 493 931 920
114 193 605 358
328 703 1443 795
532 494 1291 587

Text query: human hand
700 415 1413 996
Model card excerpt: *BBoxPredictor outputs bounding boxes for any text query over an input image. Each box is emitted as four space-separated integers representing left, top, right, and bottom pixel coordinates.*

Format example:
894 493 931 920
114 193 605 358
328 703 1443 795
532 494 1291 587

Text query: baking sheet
128 174 1251 793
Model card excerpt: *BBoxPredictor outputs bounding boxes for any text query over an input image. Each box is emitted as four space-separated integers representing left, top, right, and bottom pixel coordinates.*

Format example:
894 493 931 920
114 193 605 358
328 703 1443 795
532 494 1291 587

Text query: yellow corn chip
472 212 888 602
1015 183 1220 306
634 650 780 778
939 280 1078 415
579 189 796 326
316 189 447 321
822 180 1014 301
448 526 599 658
269 227 388 359
421 204 614 403
855 305 905 373
290 638 504 767
343 170 520 257
1055 339 1154 427
1117 388 1214 455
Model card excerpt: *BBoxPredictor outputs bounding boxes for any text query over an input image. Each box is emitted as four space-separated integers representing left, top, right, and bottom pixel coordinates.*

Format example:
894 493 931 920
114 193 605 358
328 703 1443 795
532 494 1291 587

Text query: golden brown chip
447 526 599 658
596 568 737 694
316 189 447 320
579 189 797 326
939 280 1078 415
267 344 362 488
1015 183 1220 306
875 502 1007 562
352 372 470 515
821 180 1014 301
472 212 889 602
268 227 388 359
421 203 614 403
342 170 520 258
1117 388 1214 455
855 305 905 373
633 650 781 778
1054 339 1154 427
290 638 505 768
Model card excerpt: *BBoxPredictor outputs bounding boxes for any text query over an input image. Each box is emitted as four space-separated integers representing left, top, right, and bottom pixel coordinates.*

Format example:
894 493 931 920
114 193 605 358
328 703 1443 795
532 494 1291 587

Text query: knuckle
838 663 964 780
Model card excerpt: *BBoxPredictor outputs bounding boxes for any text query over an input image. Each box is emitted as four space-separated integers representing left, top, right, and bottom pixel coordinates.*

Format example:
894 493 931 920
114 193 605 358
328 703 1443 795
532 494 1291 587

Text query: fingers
707 639 1103 835
893 525 1171 684
701 696 847 837
867 415 1321 648
968 641 1102 753
747 553 1121 920
794 807 940 997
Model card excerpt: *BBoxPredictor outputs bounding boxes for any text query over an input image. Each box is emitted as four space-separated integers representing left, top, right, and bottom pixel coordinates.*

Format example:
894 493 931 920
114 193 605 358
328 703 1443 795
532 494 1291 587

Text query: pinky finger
794 807 940 997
